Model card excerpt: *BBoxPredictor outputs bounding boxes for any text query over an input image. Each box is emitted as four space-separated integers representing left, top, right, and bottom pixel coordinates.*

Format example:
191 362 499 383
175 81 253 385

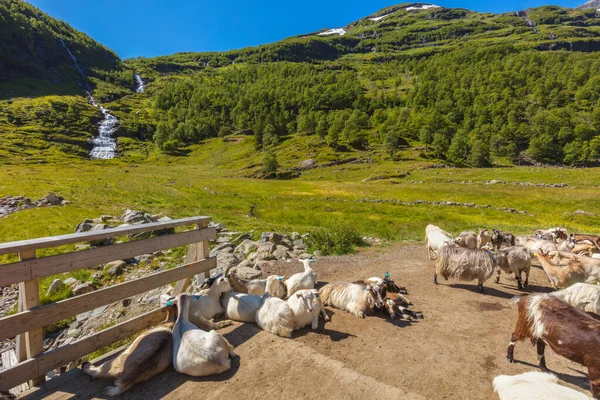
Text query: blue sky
27 0 585 59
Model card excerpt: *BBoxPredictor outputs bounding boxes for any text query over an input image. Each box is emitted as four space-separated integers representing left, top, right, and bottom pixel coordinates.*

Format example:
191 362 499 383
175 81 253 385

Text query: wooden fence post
17 249 44 386
173 222 211 295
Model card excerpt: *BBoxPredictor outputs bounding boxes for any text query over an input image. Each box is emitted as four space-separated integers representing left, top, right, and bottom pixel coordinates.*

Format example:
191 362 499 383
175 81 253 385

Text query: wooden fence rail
0 216 215 393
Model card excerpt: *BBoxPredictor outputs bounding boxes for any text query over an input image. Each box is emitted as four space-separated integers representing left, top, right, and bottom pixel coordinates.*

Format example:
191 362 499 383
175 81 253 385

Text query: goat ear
296 292 302 298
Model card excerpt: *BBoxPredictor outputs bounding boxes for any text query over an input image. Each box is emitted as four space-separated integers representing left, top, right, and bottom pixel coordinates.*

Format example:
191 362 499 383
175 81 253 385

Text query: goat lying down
493 371 591 400
225 266 287 299
82 305 178 397
221 275 285 323
319 282 378 318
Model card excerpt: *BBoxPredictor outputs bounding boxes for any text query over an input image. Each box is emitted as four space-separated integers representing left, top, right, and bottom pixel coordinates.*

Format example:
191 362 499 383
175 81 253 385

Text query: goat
493 371 592 400
225 264 287 299
287 289 330 330
187 276 233 328
82 305 177 397
535 227 569 242
574 234 600 250
434 246 496 293
507 294 600 398
552 283 600 316
425 224 453 260
381 293 424 321
319 282 378 318
454 231 477 249
572 242 598 257
354 273 408 295
491 229 516 250
477 229 491 248
536 249 587 289
172 294 235 377
284 259 317 298
221 275 285 323
495 246 532 290
548 251 600 284
255 275 295 337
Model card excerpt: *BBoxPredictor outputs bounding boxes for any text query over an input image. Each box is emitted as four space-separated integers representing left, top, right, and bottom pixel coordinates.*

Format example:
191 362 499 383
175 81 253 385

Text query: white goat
548 251 600 284
493 371 591 400
454 231 477 249
319 282 376 318
425 224 453 260
495 246 532 290
221 275 285 323
285 259 317 298
255 276 295 337
287 289 330 330
552 283 600 315
187 276 232 327
172 294 236 377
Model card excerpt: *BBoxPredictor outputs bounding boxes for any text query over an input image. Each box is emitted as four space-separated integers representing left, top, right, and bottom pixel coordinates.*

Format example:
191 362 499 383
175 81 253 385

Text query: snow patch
318 28 346 36
369 13 391 21
406 4 440 11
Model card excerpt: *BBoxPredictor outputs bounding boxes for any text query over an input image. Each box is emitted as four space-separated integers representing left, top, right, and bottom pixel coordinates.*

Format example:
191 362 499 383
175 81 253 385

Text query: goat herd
427 224 600 399
76 225 600 399
80 258 423 397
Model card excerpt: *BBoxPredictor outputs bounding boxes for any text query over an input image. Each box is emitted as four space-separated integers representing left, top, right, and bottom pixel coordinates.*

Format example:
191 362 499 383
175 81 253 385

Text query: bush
263 151 279 172
305 225 367 255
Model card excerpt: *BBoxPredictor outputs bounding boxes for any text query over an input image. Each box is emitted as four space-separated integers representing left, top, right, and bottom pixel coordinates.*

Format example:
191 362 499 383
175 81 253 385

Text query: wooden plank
0 257 215 341
0 228 217 287
16 291 26 363
18 250 44 386
0 216 211 256
0 308 168 392
173 223 211 295
0 358 37 393
1 350 29 395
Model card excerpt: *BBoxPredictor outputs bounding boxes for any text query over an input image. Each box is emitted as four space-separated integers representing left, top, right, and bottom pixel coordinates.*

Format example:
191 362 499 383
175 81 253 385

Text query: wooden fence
0 216 216 392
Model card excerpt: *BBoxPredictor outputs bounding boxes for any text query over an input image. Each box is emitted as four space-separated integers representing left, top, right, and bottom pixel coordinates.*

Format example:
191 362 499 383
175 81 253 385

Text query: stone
290 232 301 240
293 239 305 247
256 243 276 261
217 252 239 270
268 232 283 245
75 219 94 233
234 267 262 280
260 232 271 243
299 253 313 260
89 224 114 246
273 245 290 260
121 209 155 225
73 282 95 296
63 277 79 287
299 159 315 168
153 216 175 235
69 320 82 329
236 259 255 270
255 260 272 270
105 260 126 277
280 238 293 250
44 193 63 205
234 239 259 256
246 251 258 261
67 328 82 338
46 279 65 296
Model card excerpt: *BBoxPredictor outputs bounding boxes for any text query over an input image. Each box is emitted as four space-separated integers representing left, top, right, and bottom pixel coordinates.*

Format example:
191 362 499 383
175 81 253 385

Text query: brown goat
82 305 177 397
507 294 600 398
574 234 600 250
381 292 424 321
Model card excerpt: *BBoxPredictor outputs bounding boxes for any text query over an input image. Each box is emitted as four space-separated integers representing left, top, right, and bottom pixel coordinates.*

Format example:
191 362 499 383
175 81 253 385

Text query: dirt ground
21 244 592 400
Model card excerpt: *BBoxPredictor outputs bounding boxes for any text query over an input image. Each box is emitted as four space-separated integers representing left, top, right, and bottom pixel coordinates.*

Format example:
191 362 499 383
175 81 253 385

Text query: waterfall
135 73 145 93
57 38 117 159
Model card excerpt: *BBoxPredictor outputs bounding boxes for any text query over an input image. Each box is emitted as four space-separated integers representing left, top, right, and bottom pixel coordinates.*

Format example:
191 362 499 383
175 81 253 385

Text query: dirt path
21 244 591 399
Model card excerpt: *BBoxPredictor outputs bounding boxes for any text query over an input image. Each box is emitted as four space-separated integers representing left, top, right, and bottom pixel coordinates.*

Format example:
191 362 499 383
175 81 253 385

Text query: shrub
305 225 367 255
263 151 279 172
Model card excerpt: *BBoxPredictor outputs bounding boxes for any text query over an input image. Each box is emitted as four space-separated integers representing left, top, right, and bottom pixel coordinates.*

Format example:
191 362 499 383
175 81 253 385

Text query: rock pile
208 224 314 278
0 193 70 218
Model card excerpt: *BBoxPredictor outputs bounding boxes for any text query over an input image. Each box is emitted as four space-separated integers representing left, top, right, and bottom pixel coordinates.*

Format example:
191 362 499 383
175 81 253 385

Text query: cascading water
135 73 145 93
57 38 118 159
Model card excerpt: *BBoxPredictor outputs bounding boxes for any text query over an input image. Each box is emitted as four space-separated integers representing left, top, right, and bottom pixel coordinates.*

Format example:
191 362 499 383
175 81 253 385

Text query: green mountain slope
2 1 600 168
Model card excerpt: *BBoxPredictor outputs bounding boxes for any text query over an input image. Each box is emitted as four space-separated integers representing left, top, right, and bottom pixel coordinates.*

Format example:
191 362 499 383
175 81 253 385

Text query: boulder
233 267 262 280
67 328 82 338
46 279 65 296
73 282 95 296
153 216 175 235
104 260 126 277
255 260 272 270
280 238 293 250
268 232 284 245
121 209 155 225
256 243 276 261
89 224 114 246
246 251 258 261
63 277 79 287
75 219 94 233
236 259 255 270
217 253 239 270
44 193 63 206
273 245 290 260
298 253 313 260
234 239 259 257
